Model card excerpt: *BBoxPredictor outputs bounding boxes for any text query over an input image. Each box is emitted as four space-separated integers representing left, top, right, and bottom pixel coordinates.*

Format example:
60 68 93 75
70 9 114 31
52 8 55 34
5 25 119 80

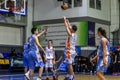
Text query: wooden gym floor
0 74 119 80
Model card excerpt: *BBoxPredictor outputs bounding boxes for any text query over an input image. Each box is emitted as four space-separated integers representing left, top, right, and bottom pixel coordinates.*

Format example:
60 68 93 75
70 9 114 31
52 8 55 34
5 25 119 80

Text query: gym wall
0 25 23 46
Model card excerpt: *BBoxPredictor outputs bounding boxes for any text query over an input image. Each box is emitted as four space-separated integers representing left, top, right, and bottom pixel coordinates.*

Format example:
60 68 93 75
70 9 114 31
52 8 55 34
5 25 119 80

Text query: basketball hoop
14 6 22 22
7 0 14 13
8 6 21 13
8 6 14 13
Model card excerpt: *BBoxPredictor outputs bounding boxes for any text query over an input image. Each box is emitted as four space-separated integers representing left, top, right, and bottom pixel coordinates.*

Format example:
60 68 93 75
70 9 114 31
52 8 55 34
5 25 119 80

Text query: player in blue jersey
25 27 48 80
56 48 68 75
58 48 68 71
23 37 30 75
91 27 110 80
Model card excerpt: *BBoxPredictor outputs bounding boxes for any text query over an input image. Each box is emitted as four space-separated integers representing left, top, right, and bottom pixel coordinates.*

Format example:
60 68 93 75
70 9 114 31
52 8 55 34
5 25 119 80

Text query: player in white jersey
63 16 77 80
45 40 56 80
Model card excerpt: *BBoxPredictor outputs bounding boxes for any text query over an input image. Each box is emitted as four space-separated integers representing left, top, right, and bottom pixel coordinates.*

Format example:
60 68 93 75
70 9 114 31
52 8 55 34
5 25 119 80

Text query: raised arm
37 26 49 37
34 36 45 55
66 19 72 30
63 16 72 36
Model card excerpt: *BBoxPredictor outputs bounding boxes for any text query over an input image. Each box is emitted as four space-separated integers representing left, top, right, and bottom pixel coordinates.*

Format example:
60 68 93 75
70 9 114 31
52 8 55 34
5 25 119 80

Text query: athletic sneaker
24 76 28 80
37 77 42 80
69 76 75 80
25 73 30 80
53 76 58 80
46 77 49 80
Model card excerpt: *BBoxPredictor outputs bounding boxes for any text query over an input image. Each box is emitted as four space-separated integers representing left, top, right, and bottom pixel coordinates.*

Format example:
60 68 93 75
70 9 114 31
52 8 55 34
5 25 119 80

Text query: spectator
90 54 97 74
111 47 120 75
9 49 17 59
81 57 89 72
0 53 3 58
108 49 115 74
115 47 120 74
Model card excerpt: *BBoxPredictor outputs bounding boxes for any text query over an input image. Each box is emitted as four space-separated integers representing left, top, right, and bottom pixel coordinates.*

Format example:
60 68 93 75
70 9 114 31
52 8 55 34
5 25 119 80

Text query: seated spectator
90 54 97 74
81 57 89 72
108 49 115 74
0 53 3 58
112 47 120 75
9 49 17 59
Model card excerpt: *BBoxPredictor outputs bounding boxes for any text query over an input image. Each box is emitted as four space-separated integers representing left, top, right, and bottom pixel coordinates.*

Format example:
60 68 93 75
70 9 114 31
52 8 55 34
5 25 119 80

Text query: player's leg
50 67 57 80
96 57 108 80
29 70 34 80
68 64 74 80
37 66 44 79
67 53 76 80
36 55 45 80
50 68 55 75
28 51 36 80
24 55 30 80
23 55 29 73
24 68 28 73
45 67 49 80
96 72 105 80
64 70 70 80
45 59 49 80
50 59 56 77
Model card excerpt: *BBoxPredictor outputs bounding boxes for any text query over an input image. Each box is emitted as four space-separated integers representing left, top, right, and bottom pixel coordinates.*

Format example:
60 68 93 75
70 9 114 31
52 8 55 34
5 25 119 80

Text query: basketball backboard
0 0 26 16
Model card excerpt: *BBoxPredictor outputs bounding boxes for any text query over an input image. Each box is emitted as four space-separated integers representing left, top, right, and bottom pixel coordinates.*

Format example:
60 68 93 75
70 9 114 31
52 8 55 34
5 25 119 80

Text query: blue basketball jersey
28 34 44 69
96 37 111 72
24 42 30 54
29 35 39 52
97 37 110 57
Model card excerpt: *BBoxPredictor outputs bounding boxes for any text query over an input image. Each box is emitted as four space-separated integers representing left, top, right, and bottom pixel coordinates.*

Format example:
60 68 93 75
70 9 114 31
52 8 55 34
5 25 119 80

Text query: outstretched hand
63 16 67 21
45 26 49 32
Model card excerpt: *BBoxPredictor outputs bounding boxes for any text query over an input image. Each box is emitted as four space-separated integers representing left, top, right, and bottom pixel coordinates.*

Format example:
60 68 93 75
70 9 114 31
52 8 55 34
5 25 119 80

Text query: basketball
61 3 69 10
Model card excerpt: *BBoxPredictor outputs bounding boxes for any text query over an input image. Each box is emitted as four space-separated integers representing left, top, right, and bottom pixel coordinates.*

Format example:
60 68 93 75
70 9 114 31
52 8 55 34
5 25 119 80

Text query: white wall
34 0 110 21
34 0 88 21
110 0 119 32
87 0 110 21
0 26 23 45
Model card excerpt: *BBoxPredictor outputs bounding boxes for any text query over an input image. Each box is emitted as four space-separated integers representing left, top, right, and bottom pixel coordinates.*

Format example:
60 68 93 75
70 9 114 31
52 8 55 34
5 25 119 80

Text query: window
74 0 82 7
90 0 95 8
89 0 101 10
96 0 101 10
113 31 119 46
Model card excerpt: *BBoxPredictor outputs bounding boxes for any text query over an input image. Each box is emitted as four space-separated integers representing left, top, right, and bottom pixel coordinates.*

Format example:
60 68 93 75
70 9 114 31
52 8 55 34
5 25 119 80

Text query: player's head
48 40 53 47
31 28 38 35
97 27 107 38
71 25 77 33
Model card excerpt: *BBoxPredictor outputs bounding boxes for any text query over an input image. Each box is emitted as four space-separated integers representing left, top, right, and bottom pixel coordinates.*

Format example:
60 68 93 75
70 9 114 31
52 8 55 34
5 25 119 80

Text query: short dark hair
31 28 37 34
72 25 77 32
48 40 53 43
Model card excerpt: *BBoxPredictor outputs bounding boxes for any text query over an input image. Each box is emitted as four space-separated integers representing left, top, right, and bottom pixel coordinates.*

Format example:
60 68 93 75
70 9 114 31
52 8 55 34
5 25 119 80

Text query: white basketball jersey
70 33 77 50
45 46 54 59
